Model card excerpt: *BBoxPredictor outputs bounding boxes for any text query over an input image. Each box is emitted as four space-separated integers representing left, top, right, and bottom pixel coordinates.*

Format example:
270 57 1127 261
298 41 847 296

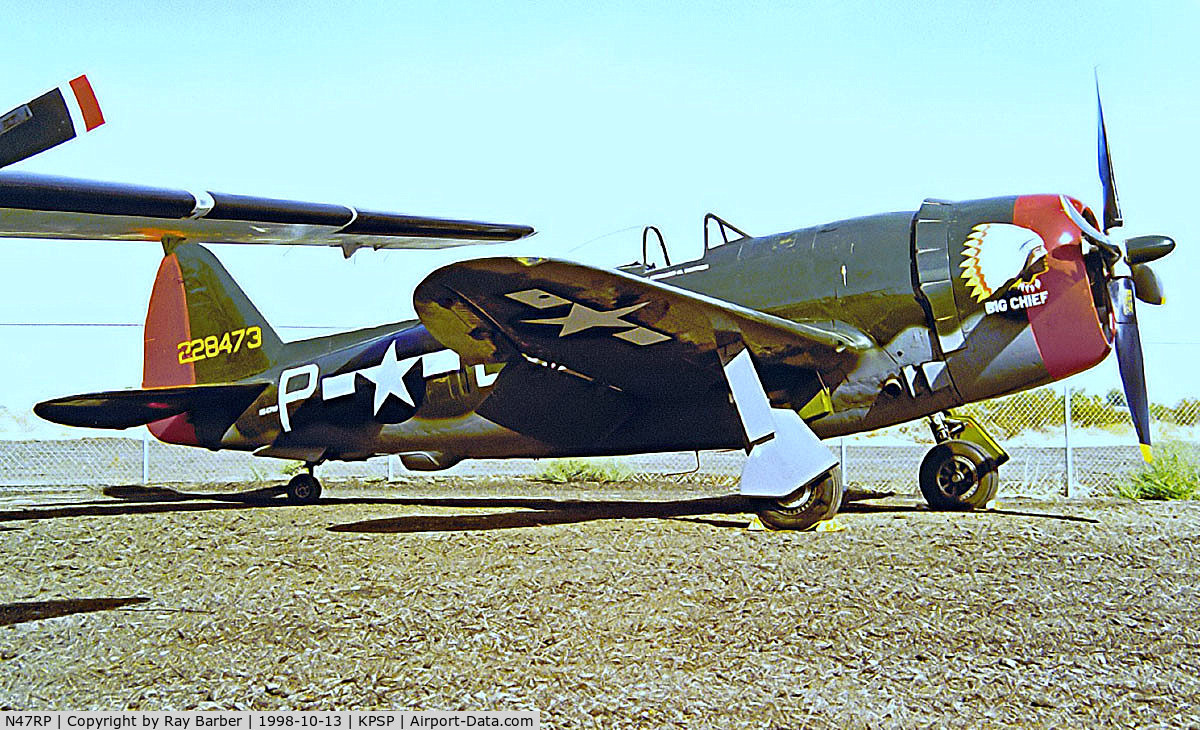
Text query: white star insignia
506 289 671 346
523 301 649 336
358 341 421 413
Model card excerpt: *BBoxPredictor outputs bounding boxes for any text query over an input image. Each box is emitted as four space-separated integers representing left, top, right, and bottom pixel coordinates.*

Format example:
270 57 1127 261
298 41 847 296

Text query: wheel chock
746 515 847 532
814 517 847 532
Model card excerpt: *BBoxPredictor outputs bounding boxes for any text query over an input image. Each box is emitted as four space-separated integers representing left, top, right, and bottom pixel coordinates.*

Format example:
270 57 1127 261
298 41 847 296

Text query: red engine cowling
935 194 1112 402
1012 194 1111 380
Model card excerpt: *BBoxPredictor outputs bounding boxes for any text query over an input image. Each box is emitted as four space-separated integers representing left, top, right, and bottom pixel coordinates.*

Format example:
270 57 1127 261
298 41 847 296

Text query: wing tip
67 75 105 132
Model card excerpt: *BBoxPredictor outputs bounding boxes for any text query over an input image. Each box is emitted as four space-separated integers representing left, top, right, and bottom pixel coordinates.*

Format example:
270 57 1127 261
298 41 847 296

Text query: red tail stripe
143 254 195 388
68 75 104 131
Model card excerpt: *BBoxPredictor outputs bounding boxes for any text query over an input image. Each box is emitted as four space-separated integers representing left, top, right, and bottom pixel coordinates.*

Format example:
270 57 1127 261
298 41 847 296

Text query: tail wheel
919 440 998 511
755 468 843 531
286 473 322 505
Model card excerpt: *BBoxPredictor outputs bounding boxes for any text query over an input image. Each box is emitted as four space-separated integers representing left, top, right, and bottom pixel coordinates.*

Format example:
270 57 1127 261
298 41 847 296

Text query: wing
0 172 534 255
34 382 268 429
413 256 867 404
1 76 531 252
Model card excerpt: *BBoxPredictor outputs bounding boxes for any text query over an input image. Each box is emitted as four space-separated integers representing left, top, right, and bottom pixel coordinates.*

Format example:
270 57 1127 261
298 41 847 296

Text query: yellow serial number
177 326 263 364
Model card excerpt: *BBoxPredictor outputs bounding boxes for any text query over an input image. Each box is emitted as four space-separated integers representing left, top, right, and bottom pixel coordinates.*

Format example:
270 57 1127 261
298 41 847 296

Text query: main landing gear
755 467 844 531
285 466 322 505
918 412 1008 510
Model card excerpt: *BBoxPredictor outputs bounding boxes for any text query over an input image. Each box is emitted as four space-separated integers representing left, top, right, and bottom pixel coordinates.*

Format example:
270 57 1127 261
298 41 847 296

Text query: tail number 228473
177 326 263 364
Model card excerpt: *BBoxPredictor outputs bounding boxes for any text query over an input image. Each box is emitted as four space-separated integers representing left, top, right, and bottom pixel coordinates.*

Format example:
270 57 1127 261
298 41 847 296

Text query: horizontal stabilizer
34 382 268 429
1 76 104 169
0 172 534 254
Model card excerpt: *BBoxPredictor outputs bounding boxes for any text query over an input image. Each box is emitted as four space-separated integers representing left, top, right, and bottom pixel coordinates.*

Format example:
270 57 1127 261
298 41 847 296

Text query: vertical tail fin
143 241 282 388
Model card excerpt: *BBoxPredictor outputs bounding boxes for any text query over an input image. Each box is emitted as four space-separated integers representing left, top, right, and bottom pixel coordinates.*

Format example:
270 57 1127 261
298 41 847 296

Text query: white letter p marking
278 363 319 432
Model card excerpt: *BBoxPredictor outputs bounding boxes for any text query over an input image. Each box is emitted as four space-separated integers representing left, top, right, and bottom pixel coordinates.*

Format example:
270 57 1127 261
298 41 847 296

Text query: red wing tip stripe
68 75 104 131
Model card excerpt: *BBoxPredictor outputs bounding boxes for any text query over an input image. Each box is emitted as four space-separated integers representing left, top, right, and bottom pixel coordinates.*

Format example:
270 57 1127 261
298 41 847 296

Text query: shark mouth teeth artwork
959 223 1050 314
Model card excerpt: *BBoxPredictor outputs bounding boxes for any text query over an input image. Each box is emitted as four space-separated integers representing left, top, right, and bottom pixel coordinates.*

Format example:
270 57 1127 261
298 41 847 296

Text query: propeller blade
1109 277 1152 461
1125 234 1176 265
1096 72 1122 232
0 75 104 169
1130 263 1164 305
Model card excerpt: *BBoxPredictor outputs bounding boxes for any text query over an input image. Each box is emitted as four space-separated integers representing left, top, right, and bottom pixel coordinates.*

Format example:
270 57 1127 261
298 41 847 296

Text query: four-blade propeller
1074 75 1175 461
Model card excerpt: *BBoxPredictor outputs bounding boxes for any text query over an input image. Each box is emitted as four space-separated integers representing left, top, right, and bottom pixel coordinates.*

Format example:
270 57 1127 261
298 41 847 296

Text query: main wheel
286 473 322 505
919 440 998 511
755 468 844 531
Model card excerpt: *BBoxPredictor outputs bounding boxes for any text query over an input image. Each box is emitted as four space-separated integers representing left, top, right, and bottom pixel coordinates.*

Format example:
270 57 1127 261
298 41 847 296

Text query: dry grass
1 480 1199 727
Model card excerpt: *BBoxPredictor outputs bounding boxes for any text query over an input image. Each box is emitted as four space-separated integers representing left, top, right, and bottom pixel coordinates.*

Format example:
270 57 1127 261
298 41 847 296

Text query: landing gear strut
756 467 844 531
919 412 1007 510
285 466 322 505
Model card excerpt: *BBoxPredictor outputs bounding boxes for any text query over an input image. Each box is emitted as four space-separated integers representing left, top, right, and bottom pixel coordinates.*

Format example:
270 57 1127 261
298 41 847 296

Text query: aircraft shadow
329 495 1099 533
0 486 738 523
0 485 1097 529
328 494 756 533
104 484 283 503
0 489 291 523
0 596 150 627
841 501 1100 524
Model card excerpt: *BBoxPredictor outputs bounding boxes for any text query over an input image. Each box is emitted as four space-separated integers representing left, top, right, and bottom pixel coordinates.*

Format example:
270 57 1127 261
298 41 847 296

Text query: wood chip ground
1 479 1198 728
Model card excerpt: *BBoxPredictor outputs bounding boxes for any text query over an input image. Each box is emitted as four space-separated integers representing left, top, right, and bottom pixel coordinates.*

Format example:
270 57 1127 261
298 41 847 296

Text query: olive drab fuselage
167 193 1112 469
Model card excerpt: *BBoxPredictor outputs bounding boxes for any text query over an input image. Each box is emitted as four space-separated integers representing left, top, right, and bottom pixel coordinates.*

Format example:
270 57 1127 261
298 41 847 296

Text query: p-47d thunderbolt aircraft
3 76 1175 529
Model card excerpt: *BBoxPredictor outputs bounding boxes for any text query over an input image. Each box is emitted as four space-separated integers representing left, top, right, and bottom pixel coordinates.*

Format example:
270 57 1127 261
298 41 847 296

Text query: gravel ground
1 478 1199 728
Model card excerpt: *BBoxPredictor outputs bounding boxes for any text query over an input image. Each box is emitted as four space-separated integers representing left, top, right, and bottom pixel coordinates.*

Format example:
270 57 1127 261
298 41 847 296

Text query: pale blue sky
1 0 1198 412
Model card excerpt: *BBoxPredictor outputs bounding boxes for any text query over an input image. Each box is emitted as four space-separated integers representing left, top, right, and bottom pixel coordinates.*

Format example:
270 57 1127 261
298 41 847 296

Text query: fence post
839 437 848 485
142 428 150 485
1064 383 1074 497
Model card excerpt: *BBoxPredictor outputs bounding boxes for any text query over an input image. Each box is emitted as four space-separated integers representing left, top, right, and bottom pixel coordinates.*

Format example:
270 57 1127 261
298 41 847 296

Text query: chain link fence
1 384 1196 498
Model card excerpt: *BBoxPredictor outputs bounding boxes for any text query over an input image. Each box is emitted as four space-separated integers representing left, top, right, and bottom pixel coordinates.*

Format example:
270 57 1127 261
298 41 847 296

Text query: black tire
286 473 322 505
919 440 998 511
756 468 844 531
